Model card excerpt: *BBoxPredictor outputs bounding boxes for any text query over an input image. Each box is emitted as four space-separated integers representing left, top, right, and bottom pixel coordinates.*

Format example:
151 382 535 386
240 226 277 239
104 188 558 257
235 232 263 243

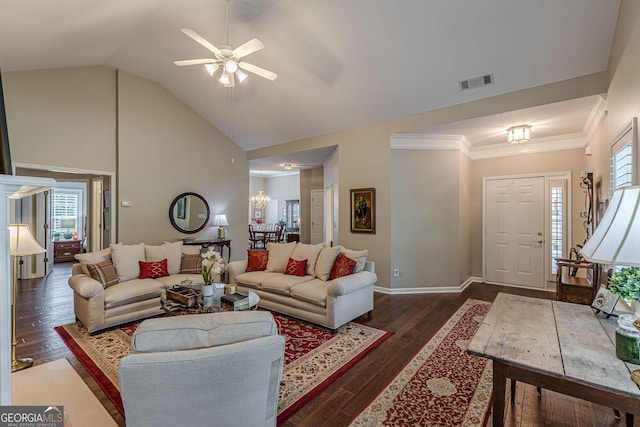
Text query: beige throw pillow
110 243 145 282
314 246 341 281
339 247 369 273
145 241 183 274
265 242 297 273
291 242 325 276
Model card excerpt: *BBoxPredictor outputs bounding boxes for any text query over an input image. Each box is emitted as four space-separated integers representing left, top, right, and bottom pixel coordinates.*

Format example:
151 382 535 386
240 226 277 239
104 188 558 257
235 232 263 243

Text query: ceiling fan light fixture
219 71 230 85
507 125 531 144
224 59 238 73
236 69 248 83
204 63 219 76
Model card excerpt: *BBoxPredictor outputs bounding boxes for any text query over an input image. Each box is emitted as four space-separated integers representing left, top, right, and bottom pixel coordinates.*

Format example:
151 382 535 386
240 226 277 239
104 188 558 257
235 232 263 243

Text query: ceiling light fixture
283 163 292 170
507 125 531 144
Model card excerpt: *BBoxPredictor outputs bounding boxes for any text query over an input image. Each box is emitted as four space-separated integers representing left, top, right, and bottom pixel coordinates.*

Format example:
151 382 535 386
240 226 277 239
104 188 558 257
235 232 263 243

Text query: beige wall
459 151 472 284
4 67 117 172
4 67 249 257
248 73 607 288
116 71 248 247
390 149 460 288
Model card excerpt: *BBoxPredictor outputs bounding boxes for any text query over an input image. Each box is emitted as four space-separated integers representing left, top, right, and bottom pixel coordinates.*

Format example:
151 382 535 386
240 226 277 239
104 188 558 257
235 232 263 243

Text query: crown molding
583 94 608 143
391 132 587 160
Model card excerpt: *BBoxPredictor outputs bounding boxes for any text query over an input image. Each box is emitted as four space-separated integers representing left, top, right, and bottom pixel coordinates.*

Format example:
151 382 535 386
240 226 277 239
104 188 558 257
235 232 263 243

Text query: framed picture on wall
350 187 375 233
254 210 262 219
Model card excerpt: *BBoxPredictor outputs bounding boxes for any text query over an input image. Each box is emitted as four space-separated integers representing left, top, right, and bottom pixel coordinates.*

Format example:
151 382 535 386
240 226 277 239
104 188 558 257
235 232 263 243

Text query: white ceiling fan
174 0 277 87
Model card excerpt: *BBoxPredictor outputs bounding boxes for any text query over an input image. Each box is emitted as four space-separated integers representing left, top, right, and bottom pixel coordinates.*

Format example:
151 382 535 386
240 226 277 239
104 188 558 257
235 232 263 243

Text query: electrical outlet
393 268 400 277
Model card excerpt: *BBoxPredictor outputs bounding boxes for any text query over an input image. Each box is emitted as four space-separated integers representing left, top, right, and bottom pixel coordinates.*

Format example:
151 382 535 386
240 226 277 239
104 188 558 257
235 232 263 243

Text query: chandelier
252 190 270 210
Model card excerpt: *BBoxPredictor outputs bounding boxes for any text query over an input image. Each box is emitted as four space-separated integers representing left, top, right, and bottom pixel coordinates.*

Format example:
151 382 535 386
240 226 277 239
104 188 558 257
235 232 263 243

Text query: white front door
485 176 545 288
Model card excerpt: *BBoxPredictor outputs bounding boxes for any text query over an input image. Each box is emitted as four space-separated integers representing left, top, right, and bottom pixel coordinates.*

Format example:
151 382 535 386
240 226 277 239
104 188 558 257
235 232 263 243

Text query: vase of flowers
609 267 640 316
201 248 225 297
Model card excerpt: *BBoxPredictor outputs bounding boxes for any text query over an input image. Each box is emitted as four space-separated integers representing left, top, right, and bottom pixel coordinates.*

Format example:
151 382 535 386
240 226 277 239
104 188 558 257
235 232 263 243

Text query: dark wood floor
14 263 629 427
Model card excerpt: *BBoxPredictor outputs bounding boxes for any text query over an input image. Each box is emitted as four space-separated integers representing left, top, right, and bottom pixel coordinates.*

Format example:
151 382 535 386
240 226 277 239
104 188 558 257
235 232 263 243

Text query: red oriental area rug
55 312 392 424
350 299 492 427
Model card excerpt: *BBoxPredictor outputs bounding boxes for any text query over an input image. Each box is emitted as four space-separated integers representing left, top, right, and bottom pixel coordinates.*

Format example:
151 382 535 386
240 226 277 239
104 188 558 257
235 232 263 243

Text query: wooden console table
183 239 231 262
53 239 82 263
468 293 640 427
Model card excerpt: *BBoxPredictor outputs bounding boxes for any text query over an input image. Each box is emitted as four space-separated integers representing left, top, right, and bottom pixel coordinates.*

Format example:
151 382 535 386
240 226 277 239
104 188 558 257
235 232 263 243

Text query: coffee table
161 284 225 316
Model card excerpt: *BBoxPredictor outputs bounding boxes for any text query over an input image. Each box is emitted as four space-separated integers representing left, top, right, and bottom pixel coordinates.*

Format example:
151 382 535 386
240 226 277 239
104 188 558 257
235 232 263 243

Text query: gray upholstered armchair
119 311 285 427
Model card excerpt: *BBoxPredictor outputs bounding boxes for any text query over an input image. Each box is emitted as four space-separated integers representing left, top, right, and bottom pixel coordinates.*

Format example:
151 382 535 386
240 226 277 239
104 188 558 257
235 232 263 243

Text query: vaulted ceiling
0 0 620 164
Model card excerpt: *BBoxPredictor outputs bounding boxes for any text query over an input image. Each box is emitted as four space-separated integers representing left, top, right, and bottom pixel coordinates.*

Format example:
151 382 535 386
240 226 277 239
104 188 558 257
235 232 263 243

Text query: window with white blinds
611 118 638 194
52 190 81 234
550 183 565 275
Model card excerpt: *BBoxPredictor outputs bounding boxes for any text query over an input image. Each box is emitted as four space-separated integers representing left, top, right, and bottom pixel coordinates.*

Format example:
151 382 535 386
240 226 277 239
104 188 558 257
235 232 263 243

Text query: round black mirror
169 192 210 234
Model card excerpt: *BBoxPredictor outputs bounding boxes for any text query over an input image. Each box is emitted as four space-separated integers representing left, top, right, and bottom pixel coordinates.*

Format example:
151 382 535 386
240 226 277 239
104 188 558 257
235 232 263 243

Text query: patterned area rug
55 313 392 424
350 299 492 427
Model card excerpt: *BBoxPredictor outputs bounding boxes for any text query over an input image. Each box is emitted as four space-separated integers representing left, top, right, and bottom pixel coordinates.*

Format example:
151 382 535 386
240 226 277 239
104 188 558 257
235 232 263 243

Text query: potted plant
53 232 62 241
609 267 640 314
201 248 225 297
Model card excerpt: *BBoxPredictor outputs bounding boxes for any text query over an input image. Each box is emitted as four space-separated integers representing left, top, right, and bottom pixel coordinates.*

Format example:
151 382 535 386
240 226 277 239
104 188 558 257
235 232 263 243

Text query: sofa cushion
266 242 297 273
235 271 282 290
139 259 170 279
180 253 202 274
315 246 341 281
154 273 204 287
339 247 368 273
180 244 203 255
261 274 315 296
75 247 111 275
284 258 307 276
290 243 324 276
131 311 278 353
330 253 356 280
290 279 329 307
86 259 119 289
246 250 268 272
104 278 164 310
145 241 183 274
110 243 146 282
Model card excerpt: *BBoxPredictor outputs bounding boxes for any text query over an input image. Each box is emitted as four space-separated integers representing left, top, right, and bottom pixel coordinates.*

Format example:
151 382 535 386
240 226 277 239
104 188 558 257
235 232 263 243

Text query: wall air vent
459 73 494 91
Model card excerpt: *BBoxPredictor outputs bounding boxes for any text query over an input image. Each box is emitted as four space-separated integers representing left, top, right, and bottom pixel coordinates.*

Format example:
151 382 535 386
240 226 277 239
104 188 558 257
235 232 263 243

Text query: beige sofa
67 241 207 333
227 242 376 330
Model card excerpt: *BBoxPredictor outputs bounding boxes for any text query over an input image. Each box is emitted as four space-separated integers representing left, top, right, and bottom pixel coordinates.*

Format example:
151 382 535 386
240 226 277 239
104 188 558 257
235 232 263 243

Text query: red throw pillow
139 259 170 279
284 258 308 276
246 250 269 272
330 253 357 280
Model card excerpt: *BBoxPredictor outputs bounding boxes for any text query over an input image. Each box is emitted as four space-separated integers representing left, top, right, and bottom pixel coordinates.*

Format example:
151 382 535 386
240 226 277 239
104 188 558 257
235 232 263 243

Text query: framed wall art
350 187 375 233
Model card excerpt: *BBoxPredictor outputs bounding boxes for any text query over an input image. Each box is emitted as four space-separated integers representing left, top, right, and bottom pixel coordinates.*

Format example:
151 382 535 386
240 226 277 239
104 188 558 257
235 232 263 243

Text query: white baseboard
374 276 483 295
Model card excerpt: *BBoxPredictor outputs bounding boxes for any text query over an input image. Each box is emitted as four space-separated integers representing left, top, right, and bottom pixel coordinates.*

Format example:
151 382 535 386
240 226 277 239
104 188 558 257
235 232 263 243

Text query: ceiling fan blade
233 38 265 59
238 61 277 81
174 59 216 66
180 28 221 55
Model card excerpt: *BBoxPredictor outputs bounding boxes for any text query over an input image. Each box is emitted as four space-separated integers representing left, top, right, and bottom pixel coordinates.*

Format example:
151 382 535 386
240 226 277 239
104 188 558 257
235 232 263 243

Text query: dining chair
248 225 266 249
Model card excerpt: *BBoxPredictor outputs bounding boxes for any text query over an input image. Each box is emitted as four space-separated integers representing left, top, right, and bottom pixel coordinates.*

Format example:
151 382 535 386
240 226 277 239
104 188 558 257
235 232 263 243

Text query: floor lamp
7 224 45 372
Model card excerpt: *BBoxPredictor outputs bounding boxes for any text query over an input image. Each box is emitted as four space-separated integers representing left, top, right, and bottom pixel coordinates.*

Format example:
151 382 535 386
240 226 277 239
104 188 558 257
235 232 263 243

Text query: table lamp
60 219 75 239
7 224 45 371
580 185 640 384
213 214 229 239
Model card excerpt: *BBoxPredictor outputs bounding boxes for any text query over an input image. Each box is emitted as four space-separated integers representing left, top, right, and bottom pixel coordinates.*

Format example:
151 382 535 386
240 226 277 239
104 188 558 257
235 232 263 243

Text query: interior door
485 176 545 288
310 189 324 244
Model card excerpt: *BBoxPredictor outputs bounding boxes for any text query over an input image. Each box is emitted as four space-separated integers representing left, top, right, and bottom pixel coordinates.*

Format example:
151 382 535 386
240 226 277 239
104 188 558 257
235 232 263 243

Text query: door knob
536 239 544 244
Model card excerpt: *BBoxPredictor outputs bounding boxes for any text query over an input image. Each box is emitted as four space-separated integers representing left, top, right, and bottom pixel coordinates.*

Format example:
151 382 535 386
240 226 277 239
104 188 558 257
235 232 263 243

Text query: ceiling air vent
459 73 494 91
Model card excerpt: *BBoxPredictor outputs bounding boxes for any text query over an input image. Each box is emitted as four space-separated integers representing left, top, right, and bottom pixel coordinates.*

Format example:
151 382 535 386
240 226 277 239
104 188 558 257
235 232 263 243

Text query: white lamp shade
7 224 46 256
213 214 229 226
581 186 640 266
